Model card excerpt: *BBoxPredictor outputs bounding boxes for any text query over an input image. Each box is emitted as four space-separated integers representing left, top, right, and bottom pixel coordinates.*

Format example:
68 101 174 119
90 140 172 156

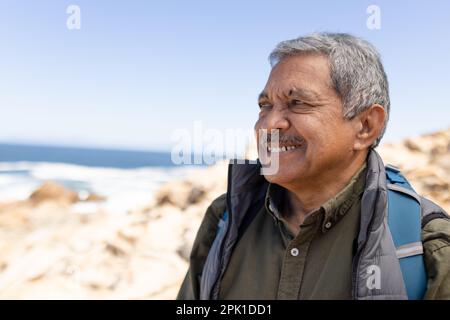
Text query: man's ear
353 104 386 150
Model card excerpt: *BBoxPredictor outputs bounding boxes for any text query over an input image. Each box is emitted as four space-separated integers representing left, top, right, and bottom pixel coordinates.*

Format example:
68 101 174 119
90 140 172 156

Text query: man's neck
281 151 368 231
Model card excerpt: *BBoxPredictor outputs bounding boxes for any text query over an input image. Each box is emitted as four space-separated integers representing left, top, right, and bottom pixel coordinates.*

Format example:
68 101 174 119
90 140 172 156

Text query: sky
1 0 449 153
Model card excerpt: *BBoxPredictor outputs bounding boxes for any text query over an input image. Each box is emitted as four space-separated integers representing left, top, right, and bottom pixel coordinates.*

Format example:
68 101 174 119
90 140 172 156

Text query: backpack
384 164 427 299
214 164 428 299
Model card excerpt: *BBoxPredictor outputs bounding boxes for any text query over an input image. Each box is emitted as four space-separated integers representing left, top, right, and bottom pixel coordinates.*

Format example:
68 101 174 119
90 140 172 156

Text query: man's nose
264 107 290 131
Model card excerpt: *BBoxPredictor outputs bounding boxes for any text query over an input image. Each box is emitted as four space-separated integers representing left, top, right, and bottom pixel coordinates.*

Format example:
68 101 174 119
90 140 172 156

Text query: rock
77 190 106 202
154 181 196 209
186 187 205 204
29 181 79 204
378 127 450 213
154 160 228 211
177 227 198 262
431 154 450 171
155 181 209 210
85 193 106 202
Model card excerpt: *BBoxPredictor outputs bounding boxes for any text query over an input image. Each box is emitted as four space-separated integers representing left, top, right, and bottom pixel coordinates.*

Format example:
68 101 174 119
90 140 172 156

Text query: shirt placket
276 221 320 299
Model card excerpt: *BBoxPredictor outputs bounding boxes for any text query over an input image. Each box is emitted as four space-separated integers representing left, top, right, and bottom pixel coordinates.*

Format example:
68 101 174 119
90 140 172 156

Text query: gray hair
269 32 389 148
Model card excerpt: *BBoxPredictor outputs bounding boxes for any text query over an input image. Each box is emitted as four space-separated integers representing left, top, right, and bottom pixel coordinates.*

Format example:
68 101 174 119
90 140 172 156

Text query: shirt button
325 221 332 229
290 248 299 257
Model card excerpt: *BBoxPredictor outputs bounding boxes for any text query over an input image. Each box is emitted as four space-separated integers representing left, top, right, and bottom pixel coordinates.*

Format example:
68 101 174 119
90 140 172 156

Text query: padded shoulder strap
385 164 427 300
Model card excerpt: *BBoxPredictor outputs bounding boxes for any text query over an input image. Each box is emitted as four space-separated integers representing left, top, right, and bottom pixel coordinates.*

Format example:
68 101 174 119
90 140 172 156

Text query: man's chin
263 168 303 186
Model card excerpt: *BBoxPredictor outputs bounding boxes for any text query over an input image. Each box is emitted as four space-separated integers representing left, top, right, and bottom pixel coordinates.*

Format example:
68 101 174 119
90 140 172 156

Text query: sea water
0 143 202 214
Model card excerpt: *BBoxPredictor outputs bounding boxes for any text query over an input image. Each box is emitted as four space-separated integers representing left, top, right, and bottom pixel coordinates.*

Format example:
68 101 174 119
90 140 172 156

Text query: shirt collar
264 162 368 233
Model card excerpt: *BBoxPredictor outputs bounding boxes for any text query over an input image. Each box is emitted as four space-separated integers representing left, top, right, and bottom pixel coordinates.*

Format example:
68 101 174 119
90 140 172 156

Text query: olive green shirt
177 163 450 300
217 163 366 299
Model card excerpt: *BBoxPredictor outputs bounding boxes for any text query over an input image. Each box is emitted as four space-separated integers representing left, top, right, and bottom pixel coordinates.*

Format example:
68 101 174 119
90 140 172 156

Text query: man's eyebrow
258 92 269 102
288 88 319 100
257 88 319 102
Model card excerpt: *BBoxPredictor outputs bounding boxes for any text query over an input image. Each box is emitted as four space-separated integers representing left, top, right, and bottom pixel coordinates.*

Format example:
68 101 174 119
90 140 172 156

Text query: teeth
266 145 301 153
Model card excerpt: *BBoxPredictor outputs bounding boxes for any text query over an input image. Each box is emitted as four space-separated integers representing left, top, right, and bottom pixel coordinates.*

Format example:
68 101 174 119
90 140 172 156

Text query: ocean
0 143 197 214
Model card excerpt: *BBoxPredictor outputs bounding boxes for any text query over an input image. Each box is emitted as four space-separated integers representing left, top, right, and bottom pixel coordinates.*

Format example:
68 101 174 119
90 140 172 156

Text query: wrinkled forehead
263 54 333 99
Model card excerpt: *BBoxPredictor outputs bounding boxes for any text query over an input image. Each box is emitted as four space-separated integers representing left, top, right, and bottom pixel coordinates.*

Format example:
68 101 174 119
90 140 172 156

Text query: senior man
177 33 450 300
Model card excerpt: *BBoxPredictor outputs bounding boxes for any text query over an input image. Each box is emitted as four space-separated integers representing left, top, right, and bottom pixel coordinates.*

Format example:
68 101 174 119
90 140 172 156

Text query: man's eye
258 103 272 110
290 99 305 106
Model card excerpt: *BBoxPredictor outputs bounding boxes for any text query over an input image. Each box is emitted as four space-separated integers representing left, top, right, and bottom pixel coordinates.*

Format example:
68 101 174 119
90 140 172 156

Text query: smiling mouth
267 144 303 153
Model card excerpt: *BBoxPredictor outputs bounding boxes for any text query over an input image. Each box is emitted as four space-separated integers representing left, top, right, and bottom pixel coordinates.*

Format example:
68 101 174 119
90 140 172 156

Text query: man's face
254 54 360 186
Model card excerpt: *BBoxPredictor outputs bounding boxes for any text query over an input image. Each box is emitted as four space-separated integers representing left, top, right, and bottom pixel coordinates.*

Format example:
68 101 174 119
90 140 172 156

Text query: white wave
0 173 41 202
0 161 197 213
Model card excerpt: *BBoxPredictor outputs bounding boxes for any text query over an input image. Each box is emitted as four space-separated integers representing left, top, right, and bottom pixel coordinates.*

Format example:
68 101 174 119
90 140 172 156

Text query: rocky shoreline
0 128 448 299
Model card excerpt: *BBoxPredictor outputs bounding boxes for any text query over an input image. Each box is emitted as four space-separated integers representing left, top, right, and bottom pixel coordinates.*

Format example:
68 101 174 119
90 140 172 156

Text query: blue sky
1 0 449 152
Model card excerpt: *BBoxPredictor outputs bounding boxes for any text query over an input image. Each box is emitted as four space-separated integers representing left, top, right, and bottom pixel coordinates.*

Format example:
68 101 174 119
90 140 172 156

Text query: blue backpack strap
385 164 427 300
216 211 229 235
